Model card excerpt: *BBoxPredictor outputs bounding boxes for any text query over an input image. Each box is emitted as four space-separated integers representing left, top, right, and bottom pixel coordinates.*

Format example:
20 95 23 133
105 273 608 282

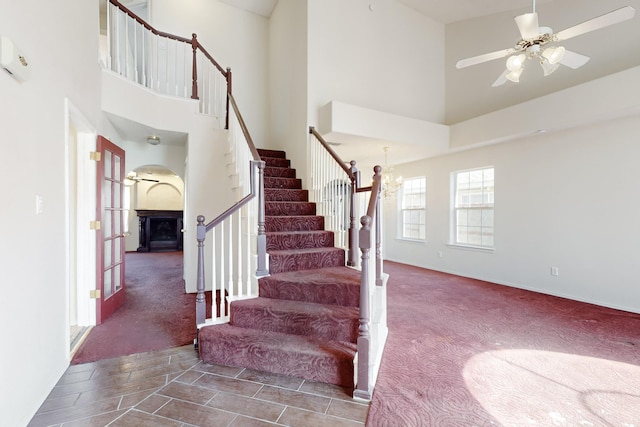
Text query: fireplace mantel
136 210 183 252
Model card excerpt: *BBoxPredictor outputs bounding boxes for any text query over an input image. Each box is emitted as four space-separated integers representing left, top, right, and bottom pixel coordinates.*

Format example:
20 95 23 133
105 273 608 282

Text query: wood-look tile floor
29 345 369 427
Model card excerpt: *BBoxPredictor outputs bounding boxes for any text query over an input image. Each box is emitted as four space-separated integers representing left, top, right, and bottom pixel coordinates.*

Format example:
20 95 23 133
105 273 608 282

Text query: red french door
96 136 126 324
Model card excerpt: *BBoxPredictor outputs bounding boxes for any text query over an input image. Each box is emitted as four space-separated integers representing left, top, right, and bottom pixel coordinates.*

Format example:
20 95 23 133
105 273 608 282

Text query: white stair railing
195 94 267 332
308 127 362 267
354 166 388 401
104 0 228 125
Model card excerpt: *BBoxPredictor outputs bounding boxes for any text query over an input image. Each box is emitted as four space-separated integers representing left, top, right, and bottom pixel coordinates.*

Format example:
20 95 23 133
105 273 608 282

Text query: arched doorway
124 164 185 252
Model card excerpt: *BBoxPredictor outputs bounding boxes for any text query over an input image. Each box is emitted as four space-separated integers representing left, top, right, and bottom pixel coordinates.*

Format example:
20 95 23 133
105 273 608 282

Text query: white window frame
398 176 426 241
451 167 494 250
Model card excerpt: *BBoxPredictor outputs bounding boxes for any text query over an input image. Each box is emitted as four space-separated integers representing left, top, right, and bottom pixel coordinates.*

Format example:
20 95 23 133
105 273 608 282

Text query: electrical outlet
551 266 559 276
437 251 444 258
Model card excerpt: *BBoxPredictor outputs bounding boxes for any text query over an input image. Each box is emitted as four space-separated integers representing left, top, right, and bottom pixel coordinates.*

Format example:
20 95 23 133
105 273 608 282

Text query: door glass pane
104 269 113 298
103 180 112 208
114 210 121 235
105 151 112 179
114 237 122 263
104 239 112 267
114 264 122 292
114 182 121 209
104 210 112 238
114 155 121 180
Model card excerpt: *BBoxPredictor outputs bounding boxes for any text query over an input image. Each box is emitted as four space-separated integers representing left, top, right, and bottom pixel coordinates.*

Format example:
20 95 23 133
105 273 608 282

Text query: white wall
0 0 103 425
268 0 309 184
307 0 445 125
385 113 640 314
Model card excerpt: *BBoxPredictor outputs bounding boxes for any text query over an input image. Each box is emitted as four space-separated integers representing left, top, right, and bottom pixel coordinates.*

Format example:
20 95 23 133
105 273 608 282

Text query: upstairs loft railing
308 127 387 400
104 0 230 127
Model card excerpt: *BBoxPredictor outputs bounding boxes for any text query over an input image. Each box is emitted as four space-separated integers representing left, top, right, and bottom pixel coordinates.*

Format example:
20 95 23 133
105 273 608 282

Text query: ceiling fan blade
491 70 510 87
559 50 590 69
456 48 516 69
555 6 636 41
514 12 540 40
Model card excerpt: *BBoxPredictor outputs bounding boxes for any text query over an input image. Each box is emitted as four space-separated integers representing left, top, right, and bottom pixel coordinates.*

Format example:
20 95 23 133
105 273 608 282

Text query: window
453 167 494 248
400 177 426 240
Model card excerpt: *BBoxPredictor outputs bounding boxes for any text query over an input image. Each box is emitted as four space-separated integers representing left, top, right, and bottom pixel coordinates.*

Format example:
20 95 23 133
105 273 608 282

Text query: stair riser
265 216 324 232
259 278 359 308
266 232 334 251
263 157 290 168
257 149 286 159
264 166 297 178
264 177 302 190
199 328 355 387
265 189 309 202
269 249 345 274
230 302 358 343
265 202 316 216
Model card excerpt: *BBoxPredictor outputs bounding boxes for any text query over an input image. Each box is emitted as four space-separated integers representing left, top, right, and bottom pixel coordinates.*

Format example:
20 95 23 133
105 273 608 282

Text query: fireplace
136 210 183 252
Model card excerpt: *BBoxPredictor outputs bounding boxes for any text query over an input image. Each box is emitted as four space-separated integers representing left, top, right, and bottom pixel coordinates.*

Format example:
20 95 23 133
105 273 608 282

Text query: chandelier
382 146 402 198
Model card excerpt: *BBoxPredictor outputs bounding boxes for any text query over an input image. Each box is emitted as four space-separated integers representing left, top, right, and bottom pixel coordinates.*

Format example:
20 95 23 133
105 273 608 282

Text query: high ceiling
221 0 553 23
109 0 638 167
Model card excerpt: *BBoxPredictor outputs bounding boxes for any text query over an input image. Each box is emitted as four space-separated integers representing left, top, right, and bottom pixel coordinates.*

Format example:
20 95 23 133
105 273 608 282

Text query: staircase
198 149 361 388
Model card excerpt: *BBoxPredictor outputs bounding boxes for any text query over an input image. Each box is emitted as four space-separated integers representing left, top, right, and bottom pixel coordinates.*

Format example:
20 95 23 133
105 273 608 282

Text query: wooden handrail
109 0 192 43
196 43 228 77
204 160 264 232
365 166 382 218
309 127 354 179
229 93 260 161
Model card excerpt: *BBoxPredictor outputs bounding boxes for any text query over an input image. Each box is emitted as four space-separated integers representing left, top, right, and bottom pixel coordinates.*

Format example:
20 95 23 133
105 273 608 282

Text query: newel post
354 215 372 400
347 160 359 267
256 161 269 276
190 34 199 100
373 165 383 286
195 215 207 335
225 67 232 130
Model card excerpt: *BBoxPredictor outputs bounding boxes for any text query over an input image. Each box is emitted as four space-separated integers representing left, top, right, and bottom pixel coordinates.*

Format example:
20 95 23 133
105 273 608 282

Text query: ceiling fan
126 172 159 183
455 1 636 87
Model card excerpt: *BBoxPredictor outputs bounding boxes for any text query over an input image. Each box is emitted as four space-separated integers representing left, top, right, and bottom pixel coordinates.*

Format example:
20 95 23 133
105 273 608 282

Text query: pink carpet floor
366 261 640 426
71 251 210 364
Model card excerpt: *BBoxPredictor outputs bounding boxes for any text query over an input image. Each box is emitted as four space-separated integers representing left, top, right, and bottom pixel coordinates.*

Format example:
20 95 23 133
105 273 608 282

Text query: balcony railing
103 0 230 127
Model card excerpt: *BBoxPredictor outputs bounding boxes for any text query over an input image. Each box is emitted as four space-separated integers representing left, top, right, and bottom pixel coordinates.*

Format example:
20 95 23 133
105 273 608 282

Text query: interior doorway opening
65 99 97 358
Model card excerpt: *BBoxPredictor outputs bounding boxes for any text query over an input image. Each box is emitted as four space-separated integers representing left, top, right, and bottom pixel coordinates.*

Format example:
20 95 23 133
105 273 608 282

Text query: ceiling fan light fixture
506 54 526 72
540 59 560 76
506 67 524 83
542 46 566 64
147 135 161 145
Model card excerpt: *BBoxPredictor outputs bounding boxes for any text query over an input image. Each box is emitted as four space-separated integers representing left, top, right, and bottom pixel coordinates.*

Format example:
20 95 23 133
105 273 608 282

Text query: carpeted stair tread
198 324 355 387
266 230 334 250
265 188 309 202
262 157 291 168
257 148 286 159
265 215 324 232
264 177 302 190
265 201 316 216
269 247 346 274
264 166 297 178
259 267 360 307
230 297 358 343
